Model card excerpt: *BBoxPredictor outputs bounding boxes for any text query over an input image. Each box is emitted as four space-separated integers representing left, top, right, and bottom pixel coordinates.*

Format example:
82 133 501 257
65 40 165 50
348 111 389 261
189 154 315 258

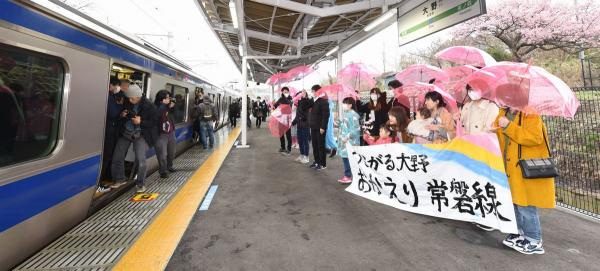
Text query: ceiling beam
266 7 277 54
248 0 402 17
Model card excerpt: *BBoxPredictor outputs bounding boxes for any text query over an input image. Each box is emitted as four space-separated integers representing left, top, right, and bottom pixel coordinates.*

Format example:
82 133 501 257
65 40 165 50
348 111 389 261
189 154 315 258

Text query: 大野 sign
345 133 517 233
397 0 486 46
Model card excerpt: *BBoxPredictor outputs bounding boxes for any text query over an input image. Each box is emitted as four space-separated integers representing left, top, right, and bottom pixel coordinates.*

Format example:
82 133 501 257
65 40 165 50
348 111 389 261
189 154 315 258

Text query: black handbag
516 113 559 179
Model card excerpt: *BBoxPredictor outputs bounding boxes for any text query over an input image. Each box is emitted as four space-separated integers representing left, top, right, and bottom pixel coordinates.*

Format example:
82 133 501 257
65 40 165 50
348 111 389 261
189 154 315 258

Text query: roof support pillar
238 56 250 148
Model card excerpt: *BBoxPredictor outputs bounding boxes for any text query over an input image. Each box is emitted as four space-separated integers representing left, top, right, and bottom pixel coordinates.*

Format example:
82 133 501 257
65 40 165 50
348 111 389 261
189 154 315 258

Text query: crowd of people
101 77 219 194
267 80 553 255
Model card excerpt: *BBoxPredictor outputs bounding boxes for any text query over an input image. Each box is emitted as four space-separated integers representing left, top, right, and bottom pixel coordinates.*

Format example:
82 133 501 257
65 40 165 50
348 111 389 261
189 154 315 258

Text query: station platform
16 126 600 271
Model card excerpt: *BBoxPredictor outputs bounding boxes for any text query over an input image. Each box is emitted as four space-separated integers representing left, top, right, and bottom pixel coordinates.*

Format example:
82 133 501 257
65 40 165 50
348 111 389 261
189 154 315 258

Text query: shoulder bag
517 113 559 179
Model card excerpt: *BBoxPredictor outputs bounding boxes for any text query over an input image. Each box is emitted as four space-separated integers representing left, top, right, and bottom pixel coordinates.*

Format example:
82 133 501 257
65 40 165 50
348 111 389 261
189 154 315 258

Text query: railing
544 86 600 218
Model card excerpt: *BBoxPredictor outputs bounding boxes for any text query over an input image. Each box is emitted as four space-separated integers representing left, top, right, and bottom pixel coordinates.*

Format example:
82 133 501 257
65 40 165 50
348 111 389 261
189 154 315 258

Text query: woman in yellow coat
495 108 555 255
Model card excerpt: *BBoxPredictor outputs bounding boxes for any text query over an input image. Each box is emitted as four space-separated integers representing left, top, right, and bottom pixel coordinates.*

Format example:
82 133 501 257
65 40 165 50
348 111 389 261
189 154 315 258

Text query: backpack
159 110 173 134
201 104 213 121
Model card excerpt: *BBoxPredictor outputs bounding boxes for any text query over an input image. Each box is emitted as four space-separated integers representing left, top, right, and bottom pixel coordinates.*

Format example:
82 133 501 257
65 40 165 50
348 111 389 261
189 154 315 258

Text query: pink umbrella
395 64 449 85
337 63 380 91
465 62 580 118
286 65 314 81
435 46 497 67
399 82 459 114
443 65 480 101
268 104 293 137
266 72 291 86
320 84 359 101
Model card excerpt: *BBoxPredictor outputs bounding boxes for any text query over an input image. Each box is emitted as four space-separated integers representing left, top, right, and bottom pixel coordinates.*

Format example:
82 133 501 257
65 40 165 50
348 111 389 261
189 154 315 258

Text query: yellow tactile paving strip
113 127 240 270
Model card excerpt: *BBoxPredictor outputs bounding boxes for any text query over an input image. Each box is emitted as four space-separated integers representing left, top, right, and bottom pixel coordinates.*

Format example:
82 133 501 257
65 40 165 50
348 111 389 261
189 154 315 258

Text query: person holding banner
495 108 555 255
336 97 361 184
363 126 395 145
424 91 455 143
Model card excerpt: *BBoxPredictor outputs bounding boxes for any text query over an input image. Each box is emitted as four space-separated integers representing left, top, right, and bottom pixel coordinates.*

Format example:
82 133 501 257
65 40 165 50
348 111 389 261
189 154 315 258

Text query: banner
346 133 518 233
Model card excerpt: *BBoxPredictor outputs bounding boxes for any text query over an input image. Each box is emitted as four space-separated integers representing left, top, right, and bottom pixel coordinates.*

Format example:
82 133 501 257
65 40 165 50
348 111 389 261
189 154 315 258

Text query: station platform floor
16 125 600 271
166 126 600 271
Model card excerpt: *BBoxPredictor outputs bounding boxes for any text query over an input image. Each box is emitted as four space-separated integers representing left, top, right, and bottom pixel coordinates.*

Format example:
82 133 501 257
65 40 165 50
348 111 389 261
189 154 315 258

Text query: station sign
397 0 486 46
131 193 159 202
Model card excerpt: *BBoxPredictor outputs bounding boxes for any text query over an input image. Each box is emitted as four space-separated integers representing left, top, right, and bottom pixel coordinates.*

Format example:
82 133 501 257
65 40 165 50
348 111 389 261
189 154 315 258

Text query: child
337 97 361 184
363 125 395 145
407 107 433 144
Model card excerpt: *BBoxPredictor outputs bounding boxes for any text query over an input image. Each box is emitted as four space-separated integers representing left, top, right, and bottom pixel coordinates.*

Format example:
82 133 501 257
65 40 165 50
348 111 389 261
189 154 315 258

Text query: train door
94 63 150 204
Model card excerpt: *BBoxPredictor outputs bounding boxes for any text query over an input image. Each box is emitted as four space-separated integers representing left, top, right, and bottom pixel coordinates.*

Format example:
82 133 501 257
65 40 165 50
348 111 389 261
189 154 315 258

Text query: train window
111 64 147 95
0 44 64 168
172 85 188 124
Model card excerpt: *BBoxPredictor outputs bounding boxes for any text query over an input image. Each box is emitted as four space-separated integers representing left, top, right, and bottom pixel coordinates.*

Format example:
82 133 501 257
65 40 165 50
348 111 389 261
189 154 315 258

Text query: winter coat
494 109 555 208
293 97 313 128
157 104 176 134
337 110 360 158
196 98 218 122
118 98 158 147
362 103 389 136
461 99 499 135
309 97 330 130
363 134 393 145
274 95 292 109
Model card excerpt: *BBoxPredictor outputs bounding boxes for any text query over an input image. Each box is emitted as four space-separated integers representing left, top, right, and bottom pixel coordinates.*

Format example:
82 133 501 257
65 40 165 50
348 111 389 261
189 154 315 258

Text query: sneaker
301 156 311 164
283 150 291 156
337 176 352 184
136 185 146 193
96 185 111 193
315 165 327 170
168 168 177 173
502 234 523 248
110 181 127 189
160 173 169 178
278 148 286 154
295 155 303 162
474 223 495 232
309 163 318 169
329 149 337 158
514 239 545 255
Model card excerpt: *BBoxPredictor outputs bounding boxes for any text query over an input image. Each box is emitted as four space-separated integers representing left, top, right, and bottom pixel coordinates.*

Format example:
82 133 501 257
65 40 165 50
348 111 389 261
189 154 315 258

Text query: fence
544 87 600 218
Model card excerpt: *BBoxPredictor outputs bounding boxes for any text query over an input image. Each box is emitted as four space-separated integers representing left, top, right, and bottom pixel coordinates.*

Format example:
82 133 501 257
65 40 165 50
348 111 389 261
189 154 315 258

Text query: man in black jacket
308 85 329 170
110 84 158 193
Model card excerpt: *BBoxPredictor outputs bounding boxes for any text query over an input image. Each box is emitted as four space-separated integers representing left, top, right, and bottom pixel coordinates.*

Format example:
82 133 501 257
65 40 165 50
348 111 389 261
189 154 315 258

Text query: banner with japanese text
345 133 518 234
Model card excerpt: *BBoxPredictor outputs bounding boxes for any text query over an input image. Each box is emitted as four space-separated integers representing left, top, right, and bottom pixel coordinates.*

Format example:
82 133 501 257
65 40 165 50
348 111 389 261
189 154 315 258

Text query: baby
363 125 395 145
407 107 433 144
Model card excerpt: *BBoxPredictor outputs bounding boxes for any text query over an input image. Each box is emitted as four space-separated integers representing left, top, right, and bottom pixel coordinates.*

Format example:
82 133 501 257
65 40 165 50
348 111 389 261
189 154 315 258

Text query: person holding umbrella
274 87 293 155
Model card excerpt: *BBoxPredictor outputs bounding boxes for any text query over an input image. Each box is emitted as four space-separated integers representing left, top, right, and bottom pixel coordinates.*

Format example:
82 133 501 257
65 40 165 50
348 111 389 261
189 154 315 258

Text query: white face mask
468 90 482 101
283 93 289 97
370 94 378 101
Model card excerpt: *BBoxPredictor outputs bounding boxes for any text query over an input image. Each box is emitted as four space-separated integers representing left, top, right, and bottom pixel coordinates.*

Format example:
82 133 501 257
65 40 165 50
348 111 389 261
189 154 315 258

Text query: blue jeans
514 204 542 243
199 121 214 147
342 158 352 178
297 127 310 156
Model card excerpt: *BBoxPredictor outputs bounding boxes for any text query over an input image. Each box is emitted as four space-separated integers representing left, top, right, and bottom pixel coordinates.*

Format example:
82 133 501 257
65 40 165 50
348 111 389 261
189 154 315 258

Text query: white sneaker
295 155 303 162
301 156 310 164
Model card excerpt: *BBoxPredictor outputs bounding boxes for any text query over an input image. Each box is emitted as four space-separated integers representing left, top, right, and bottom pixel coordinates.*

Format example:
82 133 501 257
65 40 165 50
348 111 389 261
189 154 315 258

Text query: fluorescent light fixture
229 1 239 29
364 9 397 32
326 46 339 57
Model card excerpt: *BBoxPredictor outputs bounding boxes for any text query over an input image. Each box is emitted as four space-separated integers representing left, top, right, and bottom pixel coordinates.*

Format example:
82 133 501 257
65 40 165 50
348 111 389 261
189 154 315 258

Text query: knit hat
126 84 143 98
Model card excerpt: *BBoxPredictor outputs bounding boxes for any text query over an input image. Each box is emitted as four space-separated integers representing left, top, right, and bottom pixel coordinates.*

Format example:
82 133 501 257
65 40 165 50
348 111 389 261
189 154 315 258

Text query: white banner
345 134 518 233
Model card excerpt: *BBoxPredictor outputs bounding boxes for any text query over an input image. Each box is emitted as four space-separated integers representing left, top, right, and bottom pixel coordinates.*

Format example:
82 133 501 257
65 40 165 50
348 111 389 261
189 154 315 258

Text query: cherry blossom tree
454 0 600 62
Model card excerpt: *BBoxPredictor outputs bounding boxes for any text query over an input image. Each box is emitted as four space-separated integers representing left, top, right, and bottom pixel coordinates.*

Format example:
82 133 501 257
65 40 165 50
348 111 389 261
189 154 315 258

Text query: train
0 1 239 269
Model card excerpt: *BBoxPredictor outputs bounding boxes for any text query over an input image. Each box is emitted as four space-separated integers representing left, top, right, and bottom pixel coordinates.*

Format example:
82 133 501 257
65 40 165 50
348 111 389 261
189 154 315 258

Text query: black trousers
101 126 118 180
229 116 237 127
311 128 326 167
280 129 292 151
256 115 262 127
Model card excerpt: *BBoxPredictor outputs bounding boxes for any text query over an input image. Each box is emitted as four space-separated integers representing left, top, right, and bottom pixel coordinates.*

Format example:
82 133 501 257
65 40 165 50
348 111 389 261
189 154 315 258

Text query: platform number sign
131 193 159 202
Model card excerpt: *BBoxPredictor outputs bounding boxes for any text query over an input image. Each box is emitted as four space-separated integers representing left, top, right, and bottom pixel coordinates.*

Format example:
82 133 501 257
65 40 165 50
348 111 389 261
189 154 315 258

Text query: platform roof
195 0 425 83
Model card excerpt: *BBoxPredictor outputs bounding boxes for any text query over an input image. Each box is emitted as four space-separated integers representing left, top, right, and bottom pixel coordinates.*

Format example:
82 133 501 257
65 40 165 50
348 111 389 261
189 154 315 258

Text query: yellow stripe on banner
425 139 506 173
113 128 241 271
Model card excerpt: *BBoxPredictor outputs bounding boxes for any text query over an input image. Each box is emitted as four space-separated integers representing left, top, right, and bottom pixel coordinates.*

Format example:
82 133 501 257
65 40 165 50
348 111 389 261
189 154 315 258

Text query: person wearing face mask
362 88 390 137
274 87 293 155
308 85 330 170
292 89 313 164
460 85 499 135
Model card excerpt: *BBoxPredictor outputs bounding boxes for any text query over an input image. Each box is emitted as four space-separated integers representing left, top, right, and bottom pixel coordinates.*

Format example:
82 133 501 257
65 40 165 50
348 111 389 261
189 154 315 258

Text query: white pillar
239 56 250 148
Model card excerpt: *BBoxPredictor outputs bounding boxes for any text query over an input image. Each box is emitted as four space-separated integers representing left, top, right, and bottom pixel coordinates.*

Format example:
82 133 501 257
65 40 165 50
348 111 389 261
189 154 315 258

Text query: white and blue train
0 1 239 269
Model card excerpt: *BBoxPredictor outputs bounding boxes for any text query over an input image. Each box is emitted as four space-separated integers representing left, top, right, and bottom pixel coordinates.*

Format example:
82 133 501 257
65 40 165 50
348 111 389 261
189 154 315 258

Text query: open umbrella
320 83 359 101
268 104 293 137
435 46 497 67
395 64 449 85
443 65 480 101
337 63 380 91
266 72 291 86
286 65 314 81
398 82 459 114
465 62 580 118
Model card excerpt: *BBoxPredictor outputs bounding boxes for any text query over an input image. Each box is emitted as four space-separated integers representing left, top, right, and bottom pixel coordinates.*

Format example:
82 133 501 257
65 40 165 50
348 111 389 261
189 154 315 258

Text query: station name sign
397 0 486 46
